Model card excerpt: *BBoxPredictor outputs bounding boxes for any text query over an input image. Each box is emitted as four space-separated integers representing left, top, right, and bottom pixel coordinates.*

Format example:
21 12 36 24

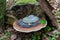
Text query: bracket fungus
13 15 47 33
12 0 47 33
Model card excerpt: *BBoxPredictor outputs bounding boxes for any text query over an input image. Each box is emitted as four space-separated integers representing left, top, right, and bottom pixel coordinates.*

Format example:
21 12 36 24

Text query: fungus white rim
13 21 47 33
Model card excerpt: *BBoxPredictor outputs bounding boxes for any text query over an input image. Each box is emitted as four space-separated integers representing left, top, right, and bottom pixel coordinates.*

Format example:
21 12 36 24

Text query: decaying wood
38 0 58 28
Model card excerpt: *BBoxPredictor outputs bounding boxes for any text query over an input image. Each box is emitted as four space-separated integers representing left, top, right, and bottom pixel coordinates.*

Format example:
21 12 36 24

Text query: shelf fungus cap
22 15 39 23
13 20 47 33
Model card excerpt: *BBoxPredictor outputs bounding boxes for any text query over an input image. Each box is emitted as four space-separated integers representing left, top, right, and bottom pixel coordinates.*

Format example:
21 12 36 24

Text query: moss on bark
0 0 6 32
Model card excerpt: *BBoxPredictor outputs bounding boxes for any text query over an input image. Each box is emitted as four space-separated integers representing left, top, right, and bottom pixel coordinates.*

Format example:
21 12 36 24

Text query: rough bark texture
38 0 58 28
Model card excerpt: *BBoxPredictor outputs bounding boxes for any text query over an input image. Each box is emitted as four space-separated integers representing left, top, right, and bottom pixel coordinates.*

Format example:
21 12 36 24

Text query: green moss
16 0 37 5
0 0 6 32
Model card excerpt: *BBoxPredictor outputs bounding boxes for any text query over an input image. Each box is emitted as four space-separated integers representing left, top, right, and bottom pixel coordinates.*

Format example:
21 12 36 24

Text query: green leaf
5 31 11 38
56 11 60 16
44 26 53 31
49 37 56 40
32 33 36 40
32 36 36 40
40 20 46 24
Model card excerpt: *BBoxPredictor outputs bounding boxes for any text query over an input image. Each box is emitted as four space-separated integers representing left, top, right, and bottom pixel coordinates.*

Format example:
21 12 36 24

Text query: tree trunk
38 0 58 28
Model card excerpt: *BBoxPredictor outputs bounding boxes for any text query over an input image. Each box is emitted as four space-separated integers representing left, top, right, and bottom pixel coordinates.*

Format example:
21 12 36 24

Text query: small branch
6 14 17 20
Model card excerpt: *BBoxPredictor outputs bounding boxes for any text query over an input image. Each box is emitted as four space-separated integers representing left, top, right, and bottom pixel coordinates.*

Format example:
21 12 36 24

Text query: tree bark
38 0 58 28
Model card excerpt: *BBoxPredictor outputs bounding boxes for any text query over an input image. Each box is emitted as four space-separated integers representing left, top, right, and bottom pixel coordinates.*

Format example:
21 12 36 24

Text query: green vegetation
16 0 37 5
40 20 46 24
57 20 60 23
5 31 11 40
31 26 55 40
0 31 11 40
56 11 60 16
56 11 60 23
49 32 60 40
44 26 55 31
5 31 11 38
31 32 41 40
0 0 6 31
